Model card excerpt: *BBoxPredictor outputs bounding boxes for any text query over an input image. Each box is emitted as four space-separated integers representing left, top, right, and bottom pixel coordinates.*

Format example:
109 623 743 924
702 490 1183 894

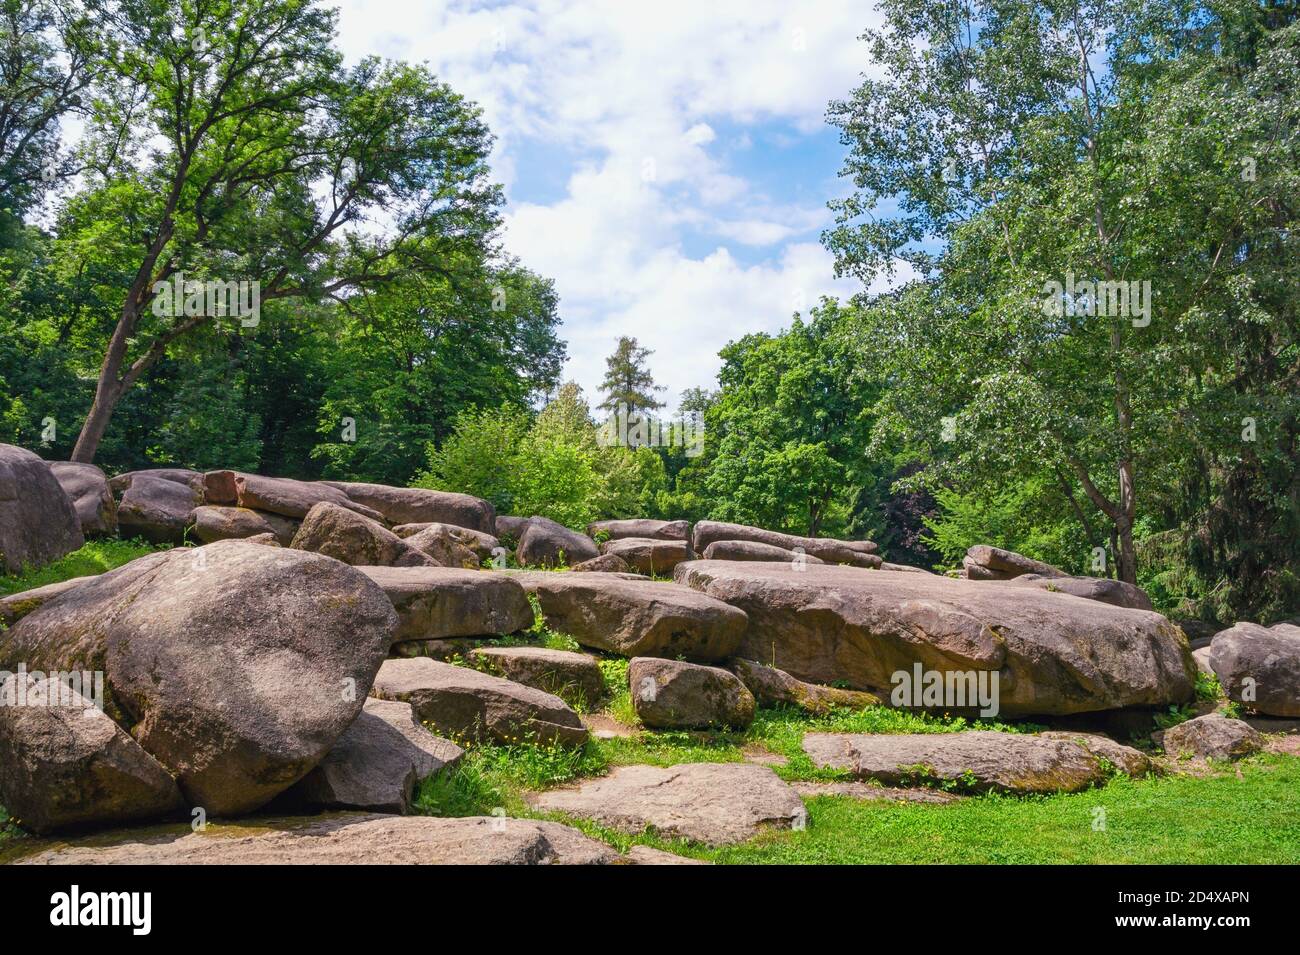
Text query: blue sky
331 0 904 411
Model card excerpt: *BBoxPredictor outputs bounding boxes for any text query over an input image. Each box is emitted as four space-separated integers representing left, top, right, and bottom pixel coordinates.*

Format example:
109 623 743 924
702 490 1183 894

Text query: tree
597 336 664 417
0 0 98 216
827 0 1299 588
61 0 502 462
699 303 877 537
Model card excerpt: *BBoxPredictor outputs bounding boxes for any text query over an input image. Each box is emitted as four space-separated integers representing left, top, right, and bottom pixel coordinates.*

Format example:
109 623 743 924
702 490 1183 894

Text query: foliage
0 537 164 597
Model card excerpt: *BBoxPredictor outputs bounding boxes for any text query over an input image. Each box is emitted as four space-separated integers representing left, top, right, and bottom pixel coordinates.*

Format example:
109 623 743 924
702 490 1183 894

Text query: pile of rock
3 448 1276 863
957 543 1155 610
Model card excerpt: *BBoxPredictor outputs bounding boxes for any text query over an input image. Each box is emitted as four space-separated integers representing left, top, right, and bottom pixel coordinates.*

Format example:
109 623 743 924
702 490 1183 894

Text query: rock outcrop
802 730 1140 793
323 481 496 533
676 560 1195 717
1209 622 1300 717
290 501 435 567
370 657 588 747
277 698 463 814
470 646 606 709
529 763 805 845
358 566 533 644
599 536 690 575
510 572 748 662
515 518 599 567
629 657 755 729
49 461 116 537
1 541 397 815
0 443 84 571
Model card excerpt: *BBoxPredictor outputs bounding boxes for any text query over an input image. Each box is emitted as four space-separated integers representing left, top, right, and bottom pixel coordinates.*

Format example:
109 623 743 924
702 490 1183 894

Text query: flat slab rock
802 730 1146 794
505 571 747 662
276 698 463 814
676 560 1194 717
6 813 618 865
371 657 587 747
470 646 605 709
359 566 533 644
528 762 806 845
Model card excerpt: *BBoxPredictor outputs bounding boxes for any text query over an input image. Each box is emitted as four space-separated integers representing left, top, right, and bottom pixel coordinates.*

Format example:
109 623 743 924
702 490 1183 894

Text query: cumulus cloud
331 0 891 409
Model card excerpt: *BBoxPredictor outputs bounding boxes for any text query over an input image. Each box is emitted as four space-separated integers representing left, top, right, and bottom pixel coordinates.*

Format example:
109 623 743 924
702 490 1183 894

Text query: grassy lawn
0 538 166 598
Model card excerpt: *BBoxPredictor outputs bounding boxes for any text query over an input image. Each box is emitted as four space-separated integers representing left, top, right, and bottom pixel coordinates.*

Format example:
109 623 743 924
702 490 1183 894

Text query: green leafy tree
61 0 502 462
701 302 877 536
828 0 1299 590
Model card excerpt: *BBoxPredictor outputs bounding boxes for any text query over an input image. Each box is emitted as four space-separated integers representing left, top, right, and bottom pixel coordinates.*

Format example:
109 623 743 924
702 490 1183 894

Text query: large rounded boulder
0 541 398 815
0 443 84 573
49 461 117 537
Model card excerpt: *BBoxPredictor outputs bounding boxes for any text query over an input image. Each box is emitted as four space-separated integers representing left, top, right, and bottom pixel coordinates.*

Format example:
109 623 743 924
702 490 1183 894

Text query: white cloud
331 0 891 410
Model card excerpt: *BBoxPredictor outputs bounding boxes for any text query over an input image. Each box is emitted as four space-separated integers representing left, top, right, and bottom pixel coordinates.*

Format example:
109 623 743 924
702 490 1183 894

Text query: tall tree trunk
70 305 137 463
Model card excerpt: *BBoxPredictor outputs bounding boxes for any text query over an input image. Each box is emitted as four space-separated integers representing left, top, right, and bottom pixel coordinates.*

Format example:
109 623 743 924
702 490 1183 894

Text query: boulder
277 698 463 814
494 515 534 542
1 541 397 815
370 657 588 747
0 444 84 572
1036 731 1154 777
516 519 599 567
692 520 880 567
470 646 606 709
290 501 435 567
192 504 299 546
9 813 619 865
0 576 91 628
702 539 825 564
802 730 1126 793
323 481 495 533
1209 622 1300 717
880 562 933 574
509 572 748 662
0 675 184 834
115 471 203 544
600 536 690 575
244 532 280 547
629 657 754 729
109 468 202 496
400 523 482 568
395 522 500 561
233 473 383 522
1007 573 1154 611
1162 713 1263 761
358 566 533 644
1192 646 1214 676
676 560 1194 717
571 553 632 573
48 461 116 536
729 658 880 714
963 544 1065 580
588 519 690 542
528 762 805 845
201 469 243 505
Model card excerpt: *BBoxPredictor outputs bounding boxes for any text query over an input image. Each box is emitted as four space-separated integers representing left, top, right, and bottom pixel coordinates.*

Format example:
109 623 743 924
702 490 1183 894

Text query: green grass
0 538 167 597
706 755 1300 864
407 684 1300 864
